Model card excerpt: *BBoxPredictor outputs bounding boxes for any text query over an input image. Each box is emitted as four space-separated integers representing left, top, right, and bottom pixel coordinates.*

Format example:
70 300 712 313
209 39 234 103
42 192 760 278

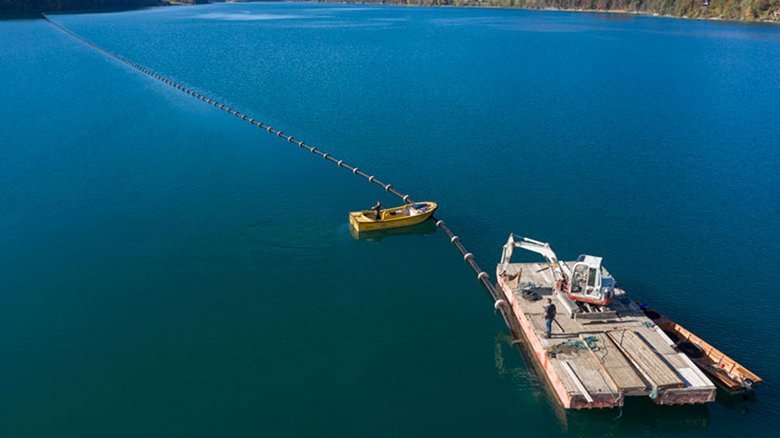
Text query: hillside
0 0 163 14
313 0 780 22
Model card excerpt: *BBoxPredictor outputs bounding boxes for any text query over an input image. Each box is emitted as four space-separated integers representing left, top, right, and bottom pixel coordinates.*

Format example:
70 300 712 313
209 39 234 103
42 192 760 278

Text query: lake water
2 2 779 436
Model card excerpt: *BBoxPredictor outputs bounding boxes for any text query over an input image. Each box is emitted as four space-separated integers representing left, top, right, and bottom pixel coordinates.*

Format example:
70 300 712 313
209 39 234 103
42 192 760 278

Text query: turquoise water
2 2 779 436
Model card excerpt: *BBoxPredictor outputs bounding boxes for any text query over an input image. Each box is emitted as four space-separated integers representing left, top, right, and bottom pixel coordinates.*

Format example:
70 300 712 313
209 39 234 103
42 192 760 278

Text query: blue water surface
1 2 779 436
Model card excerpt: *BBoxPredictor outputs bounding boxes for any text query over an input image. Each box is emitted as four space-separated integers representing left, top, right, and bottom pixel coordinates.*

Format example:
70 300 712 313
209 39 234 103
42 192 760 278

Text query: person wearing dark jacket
543 298 557 339
372 201 382 220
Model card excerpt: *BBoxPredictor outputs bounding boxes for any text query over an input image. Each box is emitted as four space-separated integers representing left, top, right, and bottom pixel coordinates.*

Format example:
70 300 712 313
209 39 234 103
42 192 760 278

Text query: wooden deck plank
566 357 613 394
607 330 685 389
677 366 711 388
582 334 646 393
562 361 593 403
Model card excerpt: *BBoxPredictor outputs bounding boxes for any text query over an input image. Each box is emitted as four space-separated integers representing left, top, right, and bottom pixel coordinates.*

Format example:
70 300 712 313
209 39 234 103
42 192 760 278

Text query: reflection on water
716 388 759 414
348 218 437 241
198 12 304 21
566 399 709 435
494 331 571 428
494 331 711 434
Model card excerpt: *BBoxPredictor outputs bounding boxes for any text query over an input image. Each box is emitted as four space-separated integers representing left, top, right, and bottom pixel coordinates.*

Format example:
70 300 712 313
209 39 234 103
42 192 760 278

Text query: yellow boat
349 201 437 233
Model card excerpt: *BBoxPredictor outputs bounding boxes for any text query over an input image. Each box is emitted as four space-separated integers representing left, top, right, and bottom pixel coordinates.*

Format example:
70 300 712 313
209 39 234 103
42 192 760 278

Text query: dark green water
2 3 779 436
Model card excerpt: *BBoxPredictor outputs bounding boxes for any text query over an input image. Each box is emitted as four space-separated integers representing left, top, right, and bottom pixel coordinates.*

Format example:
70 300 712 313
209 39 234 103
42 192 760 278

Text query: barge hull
497 262 716 410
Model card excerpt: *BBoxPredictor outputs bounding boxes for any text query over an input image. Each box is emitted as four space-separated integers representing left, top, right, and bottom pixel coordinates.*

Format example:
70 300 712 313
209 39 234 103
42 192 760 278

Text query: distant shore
303 1 780 24
0 1 180 16
467 4 780 25
2 0 778 24
531 6 780 24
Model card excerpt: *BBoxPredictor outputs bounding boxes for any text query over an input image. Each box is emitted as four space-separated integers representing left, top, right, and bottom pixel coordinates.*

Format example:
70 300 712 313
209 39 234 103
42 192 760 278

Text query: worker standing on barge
543 299 557 339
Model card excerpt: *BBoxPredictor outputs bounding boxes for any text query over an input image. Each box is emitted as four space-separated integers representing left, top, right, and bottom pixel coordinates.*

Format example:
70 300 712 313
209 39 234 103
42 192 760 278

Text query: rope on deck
43 14 513 329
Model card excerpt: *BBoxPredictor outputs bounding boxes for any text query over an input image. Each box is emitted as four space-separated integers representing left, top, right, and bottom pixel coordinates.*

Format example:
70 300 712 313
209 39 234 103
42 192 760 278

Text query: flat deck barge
496 260 717 409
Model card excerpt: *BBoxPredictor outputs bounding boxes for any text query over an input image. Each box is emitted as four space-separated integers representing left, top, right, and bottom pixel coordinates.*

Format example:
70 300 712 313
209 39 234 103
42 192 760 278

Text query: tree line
0 0 164 14
314 0 780 22
2 0 776 23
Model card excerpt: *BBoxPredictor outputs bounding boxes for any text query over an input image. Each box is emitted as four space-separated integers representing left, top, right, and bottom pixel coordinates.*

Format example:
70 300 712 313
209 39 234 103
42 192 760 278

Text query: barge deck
497 261 717 409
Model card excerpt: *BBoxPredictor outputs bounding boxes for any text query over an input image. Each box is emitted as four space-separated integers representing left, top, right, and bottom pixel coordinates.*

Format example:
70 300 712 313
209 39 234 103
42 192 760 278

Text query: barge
496 234 717 409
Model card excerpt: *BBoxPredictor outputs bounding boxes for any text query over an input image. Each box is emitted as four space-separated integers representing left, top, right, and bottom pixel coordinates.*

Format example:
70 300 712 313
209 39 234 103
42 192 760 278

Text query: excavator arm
500 234 570 283
500 234 581 317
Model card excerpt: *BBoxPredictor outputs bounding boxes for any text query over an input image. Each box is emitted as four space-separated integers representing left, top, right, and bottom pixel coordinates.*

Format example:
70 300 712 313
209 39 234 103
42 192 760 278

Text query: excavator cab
567 255 614 306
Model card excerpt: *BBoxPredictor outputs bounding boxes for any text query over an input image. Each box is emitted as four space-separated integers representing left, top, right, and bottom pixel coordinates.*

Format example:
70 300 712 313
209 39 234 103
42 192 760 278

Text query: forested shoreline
312 0 780 22
1 0 777 22
0 1 163 14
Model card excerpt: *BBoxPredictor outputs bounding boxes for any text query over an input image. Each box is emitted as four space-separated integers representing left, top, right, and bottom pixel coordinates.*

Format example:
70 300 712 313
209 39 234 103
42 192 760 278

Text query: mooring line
42 14 512 327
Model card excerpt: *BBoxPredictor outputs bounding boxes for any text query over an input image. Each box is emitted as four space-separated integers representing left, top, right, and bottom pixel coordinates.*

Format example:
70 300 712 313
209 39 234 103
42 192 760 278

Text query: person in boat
372 201 382 220
543 298 557 339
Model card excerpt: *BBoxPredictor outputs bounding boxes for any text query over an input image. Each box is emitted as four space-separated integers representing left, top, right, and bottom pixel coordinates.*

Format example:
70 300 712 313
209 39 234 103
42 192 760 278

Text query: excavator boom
500 234 570 282
500 234 614 309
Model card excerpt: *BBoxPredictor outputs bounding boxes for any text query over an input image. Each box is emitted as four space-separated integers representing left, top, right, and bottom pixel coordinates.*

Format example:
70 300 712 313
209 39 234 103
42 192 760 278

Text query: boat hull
645 309 762 392
349 202 437 233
